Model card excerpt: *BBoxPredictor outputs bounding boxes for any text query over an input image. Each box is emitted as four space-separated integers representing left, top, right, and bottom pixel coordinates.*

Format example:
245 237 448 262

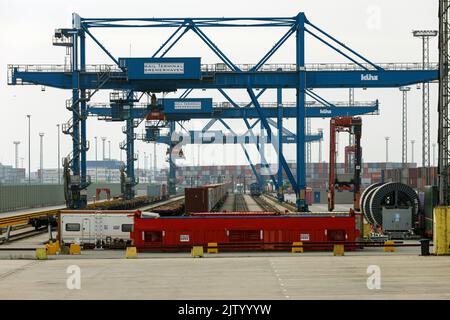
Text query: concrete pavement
0 254 449 299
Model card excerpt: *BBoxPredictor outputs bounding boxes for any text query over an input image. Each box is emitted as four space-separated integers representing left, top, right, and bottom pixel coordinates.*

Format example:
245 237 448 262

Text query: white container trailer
59 210 135 248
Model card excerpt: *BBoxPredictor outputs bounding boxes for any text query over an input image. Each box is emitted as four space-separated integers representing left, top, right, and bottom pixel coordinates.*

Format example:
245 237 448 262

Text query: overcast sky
0 0 439 171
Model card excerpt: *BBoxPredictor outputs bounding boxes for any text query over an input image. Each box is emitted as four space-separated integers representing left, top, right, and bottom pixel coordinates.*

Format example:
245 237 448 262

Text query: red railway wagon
131 212 358 252
184 183 229 214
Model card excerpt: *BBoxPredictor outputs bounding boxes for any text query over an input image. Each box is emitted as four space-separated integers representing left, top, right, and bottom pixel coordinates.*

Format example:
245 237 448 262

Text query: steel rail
251 195 280 213
234 194 249 212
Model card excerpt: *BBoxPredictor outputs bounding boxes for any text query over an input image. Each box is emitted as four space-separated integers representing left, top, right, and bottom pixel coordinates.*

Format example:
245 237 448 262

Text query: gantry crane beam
9 66 437 90
88 102 379 120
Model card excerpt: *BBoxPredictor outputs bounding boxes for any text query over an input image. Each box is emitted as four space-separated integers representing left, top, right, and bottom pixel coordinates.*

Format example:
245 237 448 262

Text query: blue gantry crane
88 92 376 200
7 13 438 210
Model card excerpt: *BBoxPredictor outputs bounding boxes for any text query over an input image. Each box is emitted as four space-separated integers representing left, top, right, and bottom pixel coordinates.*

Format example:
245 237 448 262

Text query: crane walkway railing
202 62 438 72
8 61 438 78
212 101 377 108
88 101 377 111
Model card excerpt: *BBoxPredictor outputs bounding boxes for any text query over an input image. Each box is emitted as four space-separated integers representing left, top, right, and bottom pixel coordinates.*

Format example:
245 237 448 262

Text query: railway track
262 193 296 212
234 194 249 211
251 195 280 213
0 226 48 244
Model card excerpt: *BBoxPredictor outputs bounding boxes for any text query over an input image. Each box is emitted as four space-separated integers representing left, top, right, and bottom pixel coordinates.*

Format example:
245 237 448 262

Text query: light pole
94 136 98 183
39 132 44 184
411 140 415 164
13 141 20 183
433 143 436 166
144 152 147 182
318 128 323 163
385 137 390 163
108 140 111 160
101 137 106 160
137 150 140 180
27 115 31 183
107 140 111 182
154 143 157 180
57 124 61 184
306 118 311 164
13 141 20 169
413 30 438 167
399 87 411 167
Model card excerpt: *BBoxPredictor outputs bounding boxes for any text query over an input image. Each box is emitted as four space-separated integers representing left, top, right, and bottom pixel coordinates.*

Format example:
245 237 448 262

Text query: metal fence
0 183 151 213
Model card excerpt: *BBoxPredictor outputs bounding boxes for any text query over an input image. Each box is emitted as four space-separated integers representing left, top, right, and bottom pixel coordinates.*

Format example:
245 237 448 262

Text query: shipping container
306 187 313 206
184 183 229 213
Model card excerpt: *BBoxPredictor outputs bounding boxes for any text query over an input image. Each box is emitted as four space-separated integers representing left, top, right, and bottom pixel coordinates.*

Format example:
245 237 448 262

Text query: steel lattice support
60 28 89 208
400 87 411 167
414 30 438 169
347 88 355 173
424 39 431 168
124 118 137 199
306 118 312 165
296 13 308 211
277 87 284 202
260 120 266 190
439 0 450 205
168 121 177 195
348 88 355 148
80 32 88 192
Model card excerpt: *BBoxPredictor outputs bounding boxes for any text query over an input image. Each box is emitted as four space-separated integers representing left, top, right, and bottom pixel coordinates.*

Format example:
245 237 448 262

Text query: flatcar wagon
131 211 358 252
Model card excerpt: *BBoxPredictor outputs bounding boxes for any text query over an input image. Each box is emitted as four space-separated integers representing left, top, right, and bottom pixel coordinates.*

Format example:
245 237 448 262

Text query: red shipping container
184 183 228 213
306 187 313 206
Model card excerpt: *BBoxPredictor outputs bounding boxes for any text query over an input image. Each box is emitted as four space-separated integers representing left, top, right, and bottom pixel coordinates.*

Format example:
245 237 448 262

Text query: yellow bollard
125 247 138 259
333 244 345 256
207 243 218 254
46 241 60 255
35 248 47 260
363 223 371 238
191 246 204 258
292 242 303 253
69 243 81 255
434 207 450 255
384 240 395 252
